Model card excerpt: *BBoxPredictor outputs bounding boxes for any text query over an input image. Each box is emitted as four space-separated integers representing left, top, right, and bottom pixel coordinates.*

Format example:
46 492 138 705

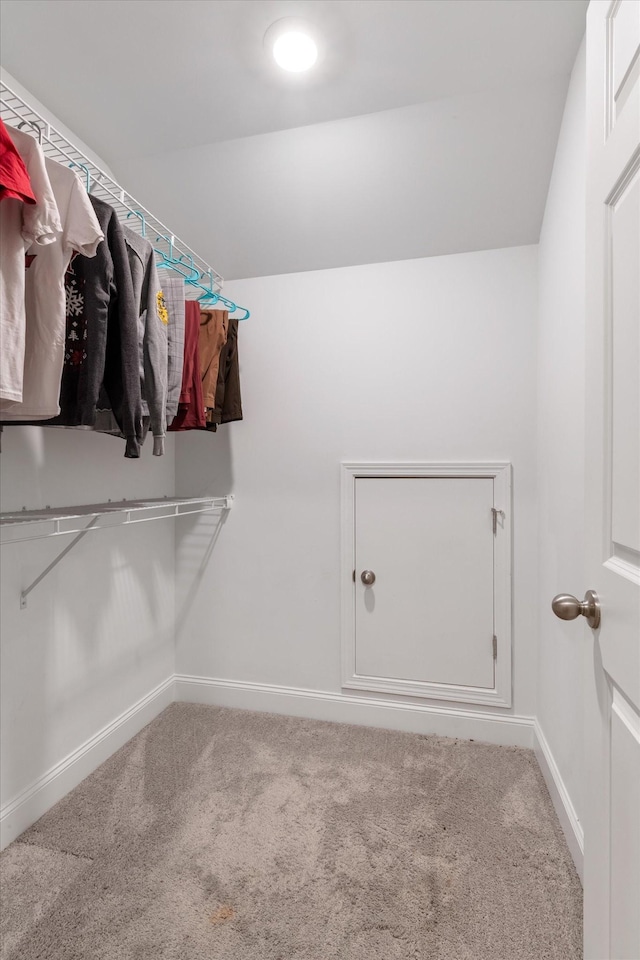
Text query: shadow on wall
174 426 237 644
174 510 230 643
0 421 177 808
0 424 175 514
1 524 175 806
176 422 235 500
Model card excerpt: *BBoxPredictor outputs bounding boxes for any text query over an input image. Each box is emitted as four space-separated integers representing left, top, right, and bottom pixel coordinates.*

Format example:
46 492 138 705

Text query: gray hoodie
95 228 169 454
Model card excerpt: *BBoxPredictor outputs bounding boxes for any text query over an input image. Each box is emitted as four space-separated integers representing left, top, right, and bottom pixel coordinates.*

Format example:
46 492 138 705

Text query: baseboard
174 674 535 747
0 675 175 851
533 719 584 882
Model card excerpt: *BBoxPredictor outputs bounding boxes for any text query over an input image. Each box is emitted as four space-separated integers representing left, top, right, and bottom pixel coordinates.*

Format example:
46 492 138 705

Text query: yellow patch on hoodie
156 291 169 325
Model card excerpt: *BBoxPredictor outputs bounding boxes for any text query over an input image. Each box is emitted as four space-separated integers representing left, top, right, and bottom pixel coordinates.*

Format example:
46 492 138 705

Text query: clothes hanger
16 119 44 144
155 236 200 282
199 289 250 321
197 270 250 321
154 244 251 320
155 258 198 283
68 161 91 192
126 209 146 237
13 120 92 193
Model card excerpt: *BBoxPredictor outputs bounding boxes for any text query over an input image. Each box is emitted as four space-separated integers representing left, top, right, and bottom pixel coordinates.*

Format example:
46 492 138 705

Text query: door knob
551 590 600 629
361 570 376 586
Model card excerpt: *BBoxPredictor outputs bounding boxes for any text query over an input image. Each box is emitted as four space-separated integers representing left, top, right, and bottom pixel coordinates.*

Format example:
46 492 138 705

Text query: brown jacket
207 317 242 428
199 309 228 409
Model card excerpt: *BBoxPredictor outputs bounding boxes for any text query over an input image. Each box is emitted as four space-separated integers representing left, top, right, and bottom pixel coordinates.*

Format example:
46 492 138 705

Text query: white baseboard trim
174 674 535 747
0 675 175 851
533 719 584 882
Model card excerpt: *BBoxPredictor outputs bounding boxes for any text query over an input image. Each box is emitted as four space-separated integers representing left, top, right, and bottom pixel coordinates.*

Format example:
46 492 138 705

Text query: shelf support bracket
20 516 100 609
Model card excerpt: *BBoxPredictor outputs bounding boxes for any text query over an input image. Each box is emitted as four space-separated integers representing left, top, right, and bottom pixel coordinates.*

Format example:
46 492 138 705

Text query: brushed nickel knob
552 590 600 629
361 570 376 586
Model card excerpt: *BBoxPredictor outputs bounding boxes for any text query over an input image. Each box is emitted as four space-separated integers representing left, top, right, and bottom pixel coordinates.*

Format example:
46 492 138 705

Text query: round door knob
552 590 600 629
361 570 376 586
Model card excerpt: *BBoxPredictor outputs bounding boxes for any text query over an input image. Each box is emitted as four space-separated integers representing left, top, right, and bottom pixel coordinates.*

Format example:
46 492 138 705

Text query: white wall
536 40 586 833
0 429 176 830
175 245 539 721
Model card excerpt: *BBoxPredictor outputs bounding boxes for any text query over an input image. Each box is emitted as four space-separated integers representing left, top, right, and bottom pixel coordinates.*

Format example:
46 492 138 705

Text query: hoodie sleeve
140 248 168 455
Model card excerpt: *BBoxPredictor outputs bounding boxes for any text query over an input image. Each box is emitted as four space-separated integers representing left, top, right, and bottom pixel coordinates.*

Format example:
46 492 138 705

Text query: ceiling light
264 19 322 74
273 30 318 72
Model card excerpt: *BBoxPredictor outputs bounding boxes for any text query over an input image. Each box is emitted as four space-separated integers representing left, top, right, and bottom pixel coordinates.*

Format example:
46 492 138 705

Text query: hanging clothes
0 123 61 405
161 275 186 425
0 154 103 422
206 317 242 430
42 196 143 457
199 308 228 418
93 228 169 455
0 121 246 455
167 299 206 431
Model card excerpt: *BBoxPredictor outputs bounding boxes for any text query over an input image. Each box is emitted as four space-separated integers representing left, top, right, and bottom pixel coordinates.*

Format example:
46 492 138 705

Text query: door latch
491 507 505 535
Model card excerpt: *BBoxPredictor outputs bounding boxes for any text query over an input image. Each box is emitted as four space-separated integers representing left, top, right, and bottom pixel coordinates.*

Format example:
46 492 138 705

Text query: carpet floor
0 704 582 960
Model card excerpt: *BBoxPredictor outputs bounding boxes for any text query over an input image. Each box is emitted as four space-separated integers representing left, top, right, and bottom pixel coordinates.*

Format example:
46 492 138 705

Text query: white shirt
0 126 61 403
0 157 103 420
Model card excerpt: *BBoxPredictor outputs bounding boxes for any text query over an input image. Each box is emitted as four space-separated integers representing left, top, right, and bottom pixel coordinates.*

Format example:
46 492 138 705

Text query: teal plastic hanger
153 249 250 320
127 210 146 237
198 270 250 321
69 161 91 192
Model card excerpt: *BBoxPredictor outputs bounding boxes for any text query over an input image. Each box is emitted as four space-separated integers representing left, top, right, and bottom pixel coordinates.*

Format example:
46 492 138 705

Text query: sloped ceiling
1 0 587 279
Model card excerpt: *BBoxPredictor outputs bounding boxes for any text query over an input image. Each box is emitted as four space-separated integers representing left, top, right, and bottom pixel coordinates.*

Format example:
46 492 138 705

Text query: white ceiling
1 0 587 279
2 0 587 164
116 80 569 280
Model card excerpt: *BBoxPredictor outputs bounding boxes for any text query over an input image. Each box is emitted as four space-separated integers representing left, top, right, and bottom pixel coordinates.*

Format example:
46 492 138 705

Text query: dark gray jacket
43 196 143 457
95 228 168 454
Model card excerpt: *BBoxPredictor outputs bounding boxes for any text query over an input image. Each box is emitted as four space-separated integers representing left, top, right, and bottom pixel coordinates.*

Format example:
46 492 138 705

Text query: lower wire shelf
0 496 234 608
0 496 233 544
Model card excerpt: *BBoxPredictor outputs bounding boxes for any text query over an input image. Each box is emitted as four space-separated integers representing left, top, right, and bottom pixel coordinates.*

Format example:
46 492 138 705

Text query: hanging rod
0 496 234 545
0 496 234 608
0 80 228 297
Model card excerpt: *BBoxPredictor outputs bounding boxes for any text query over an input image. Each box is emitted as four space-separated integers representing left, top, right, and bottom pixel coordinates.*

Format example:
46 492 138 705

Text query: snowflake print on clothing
66 278 84 317
64 265 88 368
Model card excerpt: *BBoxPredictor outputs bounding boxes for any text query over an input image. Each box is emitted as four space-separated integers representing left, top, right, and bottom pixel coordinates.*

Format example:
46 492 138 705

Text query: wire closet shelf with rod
0 81 241 603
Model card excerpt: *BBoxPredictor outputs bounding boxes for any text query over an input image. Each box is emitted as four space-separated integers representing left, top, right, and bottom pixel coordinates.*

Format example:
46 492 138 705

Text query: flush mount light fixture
265 18 322 73
273 31 317 72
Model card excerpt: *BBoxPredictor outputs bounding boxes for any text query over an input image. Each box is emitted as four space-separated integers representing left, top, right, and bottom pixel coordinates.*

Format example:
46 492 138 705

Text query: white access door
354 477 495 690
584 3 640 958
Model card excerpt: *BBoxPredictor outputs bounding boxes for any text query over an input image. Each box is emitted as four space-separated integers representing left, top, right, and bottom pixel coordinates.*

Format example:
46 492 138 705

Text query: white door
583 2 640 957
354 477 495 688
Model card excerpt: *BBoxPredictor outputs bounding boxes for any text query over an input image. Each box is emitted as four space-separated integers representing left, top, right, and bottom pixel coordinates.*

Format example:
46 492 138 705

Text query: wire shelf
0 496 234 545
0 80 224 292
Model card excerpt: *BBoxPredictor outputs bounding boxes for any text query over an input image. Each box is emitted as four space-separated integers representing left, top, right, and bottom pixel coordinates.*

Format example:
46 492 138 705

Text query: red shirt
168 299 206 430
0 118 37 204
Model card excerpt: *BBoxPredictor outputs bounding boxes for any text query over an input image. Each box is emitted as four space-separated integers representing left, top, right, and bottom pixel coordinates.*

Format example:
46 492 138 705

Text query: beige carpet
0 704 582 959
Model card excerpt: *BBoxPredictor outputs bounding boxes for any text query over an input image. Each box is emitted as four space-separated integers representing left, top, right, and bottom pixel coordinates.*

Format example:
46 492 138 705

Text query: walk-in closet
1 2 639 958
